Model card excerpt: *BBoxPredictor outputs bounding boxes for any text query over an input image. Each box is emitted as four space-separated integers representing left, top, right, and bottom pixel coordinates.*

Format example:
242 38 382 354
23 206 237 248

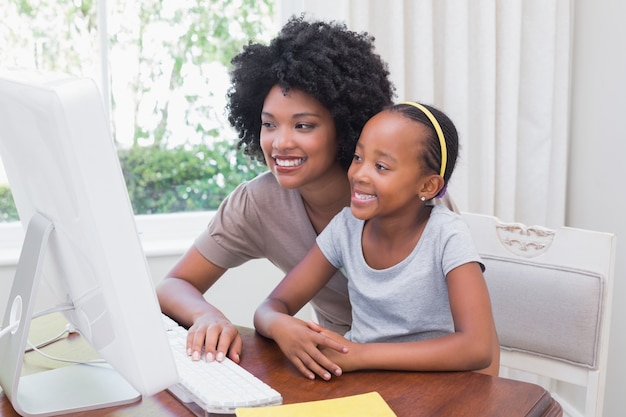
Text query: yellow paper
235 391 397 417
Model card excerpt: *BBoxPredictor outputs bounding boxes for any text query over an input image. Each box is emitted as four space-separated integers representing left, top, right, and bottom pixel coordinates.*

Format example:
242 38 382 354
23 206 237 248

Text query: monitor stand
0 213 141 416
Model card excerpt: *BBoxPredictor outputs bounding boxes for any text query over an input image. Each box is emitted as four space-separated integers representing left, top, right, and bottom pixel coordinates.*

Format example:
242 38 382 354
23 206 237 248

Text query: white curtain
280 0 573 228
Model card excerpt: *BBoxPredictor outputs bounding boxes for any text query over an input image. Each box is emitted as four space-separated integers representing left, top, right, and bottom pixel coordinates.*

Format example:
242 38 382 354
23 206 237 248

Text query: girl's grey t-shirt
316 204 483 343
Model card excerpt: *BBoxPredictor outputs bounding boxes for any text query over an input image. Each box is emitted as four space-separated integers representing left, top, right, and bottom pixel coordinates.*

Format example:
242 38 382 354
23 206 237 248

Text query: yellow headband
400 101 447 178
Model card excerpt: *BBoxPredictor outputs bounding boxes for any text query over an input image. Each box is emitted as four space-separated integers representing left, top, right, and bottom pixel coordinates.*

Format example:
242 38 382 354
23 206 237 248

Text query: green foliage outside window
119 143 266 215
0 147 266 221
0 186 18 222
0 0 275 221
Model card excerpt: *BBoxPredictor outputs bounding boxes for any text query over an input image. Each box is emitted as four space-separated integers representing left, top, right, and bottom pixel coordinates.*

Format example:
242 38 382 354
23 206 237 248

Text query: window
0 0 276 223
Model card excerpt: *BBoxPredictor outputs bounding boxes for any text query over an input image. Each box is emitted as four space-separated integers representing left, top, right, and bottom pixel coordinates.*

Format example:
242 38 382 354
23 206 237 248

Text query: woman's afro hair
226 14 395 170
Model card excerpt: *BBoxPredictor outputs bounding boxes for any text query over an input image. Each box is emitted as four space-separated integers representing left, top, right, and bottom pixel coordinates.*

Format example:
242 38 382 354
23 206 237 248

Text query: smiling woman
156 15 396 369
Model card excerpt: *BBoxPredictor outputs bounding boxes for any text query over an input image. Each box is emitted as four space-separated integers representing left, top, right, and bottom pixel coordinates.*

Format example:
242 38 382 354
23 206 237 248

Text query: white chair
461 212 616 417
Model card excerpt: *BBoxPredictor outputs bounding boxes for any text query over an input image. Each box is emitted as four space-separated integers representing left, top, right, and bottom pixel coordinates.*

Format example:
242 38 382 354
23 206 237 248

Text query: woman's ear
419 175 445 200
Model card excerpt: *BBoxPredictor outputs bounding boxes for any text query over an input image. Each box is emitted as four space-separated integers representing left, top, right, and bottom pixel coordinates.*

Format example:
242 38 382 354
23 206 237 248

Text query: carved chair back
461 212 616 417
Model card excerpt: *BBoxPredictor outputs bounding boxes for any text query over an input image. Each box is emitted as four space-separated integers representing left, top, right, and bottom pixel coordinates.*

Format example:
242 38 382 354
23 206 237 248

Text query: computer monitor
0 71 179 416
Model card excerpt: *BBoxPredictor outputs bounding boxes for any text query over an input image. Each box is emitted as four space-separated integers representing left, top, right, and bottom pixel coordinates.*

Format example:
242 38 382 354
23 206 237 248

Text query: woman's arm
254 243 348 380
156 246 243 363
319 262 498 374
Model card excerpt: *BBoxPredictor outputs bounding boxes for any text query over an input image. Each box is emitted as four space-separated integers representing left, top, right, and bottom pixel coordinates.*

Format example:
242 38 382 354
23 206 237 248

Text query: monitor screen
0 71 178 415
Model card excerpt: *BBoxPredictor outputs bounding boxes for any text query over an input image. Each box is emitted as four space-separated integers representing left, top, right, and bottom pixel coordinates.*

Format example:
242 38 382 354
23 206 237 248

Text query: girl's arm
319 261 499 374
254 243 348 380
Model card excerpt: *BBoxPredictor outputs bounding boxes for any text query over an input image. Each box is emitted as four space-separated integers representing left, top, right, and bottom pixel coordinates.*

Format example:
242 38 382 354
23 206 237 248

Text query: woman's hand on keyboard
269 316 348 381
186 313 243 363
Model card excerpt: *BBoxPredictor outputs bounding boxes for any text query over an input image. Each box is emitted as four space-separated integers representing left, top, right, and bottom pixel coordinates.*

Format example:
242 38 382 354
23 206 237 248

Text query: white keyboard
162 314 282 415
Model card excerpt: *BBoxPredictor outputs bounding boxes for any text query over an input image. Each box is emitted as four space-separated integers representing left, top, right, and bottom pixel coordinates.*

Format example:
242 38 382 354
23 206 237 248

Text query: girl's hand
311 324 360 372
272 316 348 380
186 313 242 364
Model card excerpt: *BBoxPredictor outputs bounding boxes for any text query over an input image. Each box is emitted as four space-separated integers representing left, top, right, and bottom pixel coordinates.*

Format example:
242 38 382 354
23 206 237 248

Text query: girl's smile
348 110 428 221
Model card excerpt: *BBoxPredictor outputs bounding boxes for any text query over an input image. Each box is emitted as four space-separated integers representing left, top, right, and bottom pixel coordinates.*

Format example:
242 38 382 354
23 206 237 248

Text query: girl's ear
419 175 445 200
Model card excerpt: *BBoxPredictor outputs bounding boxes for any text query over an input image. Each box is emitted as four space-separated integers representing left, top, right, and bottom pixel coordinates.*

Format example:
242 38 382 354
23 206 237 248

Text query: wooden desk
1 317 562 417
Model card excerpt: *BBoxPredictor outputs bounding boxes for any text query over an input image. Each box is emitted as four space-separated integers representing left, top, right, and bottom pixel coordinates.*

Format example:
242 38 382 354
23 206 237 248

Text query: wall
0 221 305 331
146 254 305 327
569 1 626 416
136 212 311 327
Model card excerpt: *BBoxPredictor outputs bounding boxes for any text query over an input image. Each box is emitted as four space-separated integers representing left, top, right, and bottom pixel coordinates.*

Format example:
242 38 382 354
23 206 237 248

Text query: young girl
254 102 499 380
